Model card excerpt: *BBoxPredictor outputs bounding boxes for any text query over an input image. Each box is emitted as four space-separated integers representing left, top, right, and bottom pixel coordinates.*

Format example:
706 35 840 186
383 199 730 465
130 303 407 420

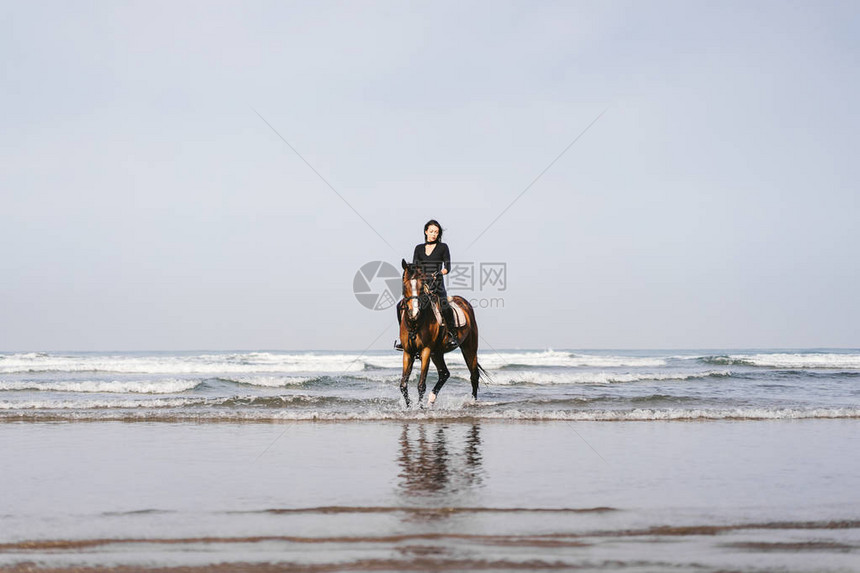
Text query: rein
402 272 434 348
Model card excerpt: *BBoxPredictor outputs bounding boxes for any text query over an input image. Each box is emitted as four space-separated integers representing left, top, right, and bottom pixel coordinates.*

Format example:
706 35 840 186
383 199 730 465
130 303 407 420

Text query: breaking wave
4 350 856 425
702 353 860 369
0 379 203 394
2 406 858 423
482 370 732 385
0 352 371 375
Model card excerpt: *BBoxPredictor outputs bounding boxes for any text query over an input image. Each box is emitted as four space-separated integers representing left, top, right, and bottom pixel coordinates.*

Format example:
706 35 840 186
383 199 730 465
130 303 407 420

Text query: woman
395 219 459 351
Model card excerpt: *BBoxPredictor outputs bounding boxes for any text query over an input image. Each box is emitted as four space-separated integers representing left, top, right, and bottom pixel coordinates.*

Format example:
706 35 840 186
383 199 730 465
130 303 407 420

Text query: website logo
353 261 400 310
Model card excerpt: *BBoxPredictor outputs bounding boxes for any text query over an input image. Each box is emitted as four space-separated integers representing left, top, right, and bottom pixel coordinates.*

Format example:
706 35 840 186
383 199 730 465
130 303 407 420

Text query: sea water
1 349 858 571
1 349 858 422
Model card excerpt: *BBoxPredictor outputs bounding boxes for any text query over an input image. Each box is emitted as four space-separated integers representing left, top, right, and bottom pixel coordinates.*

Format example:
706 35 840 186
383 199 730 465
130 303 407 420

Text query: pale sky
1 1 858 351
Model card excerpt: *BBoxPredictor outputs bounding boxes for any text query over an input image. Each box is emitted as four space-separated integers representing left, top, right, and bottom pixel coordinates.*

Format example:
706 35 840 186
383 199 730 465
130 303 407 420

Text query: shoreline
3 408 859 424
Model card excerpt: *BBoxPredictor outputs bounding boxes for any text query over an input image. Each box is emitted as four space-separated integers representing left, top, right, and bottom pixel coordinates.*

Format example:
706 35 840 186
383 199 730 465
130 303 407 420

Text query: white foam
220 376 316 388
0 353 370 375
3 402 857 422
19 350 856 373
0 394 353 410
0 397 206 410
245 406 860 422
0 350 674 375
482 370 730 385
0 352 48 360
372 350 668 369
719 353 860 369
363 356 410 369
478 350 667 369
566 407 860 421
0 379 201 394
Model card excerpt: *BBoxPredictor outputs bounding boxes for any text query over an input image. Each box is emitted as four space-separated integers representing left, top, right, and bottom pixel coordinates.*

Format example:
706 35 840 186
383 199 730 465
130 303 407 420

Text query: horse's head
401 258 427 321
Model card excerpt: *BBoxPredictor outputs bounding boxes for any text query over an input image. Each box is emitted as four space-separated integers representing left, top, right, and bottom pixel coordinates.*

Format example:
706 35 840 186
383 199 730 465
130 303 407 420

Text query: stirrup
394 339 404 351
444 330 459 351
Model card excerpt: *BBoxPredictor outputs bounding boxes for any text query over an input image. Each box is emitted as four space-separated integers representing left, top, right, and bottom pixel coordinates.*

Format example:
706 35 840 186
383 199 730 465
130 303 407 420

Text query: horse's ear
401 258 408 270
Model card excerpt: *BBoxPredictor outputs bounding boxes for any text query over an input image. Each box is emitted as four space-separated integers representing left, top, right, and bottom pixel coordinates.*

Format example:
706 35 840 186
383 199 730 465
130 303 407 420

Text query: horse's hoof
428 393 437 405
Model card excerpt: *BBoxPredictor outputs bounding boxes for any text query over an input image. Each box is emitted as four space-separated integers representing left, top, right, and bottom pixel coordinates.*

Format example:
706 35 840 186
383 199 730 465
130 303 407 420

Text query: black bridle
402 268 436 324
401 268 445 351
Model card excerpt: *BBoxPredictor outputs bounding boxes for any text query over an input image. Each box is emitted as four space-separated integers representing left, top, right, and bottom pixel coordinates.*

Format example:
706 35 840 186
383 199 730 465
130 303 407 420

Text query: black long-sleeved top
412 242 451 295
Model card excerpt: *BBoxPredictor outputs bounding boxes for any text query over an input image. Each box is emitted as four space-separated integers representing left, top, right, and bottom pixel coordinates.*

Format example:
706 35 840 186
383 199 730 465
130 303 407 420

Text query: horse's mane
402 264 425 283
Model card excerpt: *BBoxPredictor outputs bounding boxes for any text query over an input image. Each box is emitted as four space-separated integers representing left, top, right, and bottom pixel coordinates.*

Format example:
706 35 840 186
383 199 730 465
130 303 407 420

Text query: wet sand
1 420 859 572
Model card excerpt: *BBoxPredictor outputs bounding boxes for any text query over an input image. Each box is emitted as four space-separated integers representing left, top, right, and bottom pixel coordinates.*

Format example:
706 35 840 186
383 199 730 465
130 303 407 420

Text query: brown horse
399 259 484 407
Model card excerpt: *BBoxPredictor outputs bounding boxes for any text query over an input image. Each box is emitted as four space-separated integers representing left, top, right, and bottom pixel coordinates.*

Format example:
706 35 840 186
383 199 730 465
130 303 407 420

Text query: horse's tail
476 362 492 386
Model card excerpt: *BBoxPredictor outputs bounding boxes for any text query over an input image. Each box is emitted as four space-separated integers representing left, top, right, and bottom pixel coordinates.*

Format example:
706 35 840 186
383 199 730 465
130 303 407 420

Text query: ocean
2 348 858 423
1 349 858 571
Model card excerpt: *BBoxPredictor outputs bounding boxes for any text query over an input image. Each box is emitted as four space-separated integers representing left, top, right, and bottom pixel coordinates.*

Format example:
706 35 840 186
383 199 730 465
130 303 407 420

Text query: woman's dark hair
423 219 443 242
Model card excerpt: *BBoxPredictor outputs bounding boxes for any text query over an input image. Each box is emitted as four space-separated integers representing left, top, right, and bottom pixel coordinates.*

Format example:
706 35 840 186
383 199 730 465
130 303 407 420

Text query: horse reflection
396 424 484 498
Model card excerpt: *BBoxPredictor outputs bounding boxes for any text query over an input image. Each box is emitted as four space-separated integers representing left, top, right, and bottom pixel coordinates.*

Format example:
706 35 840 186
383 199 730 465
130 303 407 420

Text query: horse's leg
460 329 480 401
428 352 450 405
400 351 415 407
416 347 432 405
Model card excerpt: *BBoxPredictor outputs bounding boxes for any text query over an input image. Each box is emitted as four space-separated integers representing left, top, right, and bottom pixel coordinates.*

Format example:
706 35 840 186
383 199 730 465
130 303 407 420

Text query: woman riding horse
395 220 484 407
395 219 458 352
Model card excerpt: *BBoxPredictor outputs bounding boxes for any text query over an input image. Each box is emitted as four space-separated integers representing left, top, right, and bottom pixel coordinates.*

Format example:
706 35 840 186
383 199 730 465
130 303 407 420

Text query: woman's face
425 225 440 242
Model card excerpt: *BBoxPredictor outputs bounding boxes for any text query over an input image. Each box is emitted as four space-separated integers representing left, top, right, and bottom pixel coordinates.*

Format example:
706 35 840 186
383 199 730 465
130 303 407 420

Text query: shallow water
1 420 859 571
1 349 858 571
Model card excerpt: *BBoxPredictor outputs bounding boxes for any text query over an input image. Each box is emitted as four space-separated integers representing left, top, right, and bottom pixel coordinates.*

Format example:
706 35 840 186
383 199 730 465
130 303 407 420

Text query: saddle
395 295 465 353
431 297 467 328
